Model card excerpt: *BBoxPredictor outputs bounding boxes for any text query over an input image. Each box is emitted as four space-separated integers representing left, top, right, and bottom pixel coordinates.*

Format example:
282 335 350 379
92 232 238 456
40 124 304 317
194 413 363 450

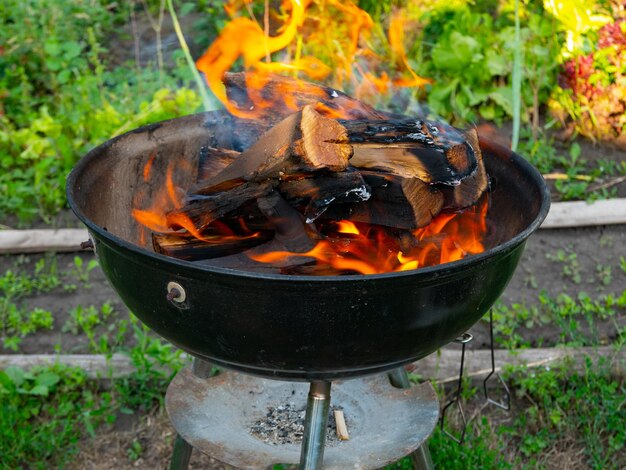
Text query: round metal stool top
166 367 439 469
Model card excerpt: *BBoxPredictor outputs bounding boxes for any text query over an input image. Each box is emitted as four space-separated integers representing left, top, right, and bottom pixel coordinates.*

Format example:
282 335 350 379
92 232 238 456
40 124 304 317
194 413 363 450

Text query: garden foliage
0 0 204 223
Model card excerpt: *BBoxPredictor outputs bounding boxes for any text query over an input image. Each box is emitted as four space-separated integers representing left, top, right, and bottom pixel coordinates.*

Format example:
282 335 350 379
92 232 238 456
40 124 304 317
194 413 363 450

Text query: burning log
443 129 489 209
224 72 389 123
134 74 490 271
197 146 241 181
190 105 352 196
324 172 444 229
345 120 478 186
277 170 371 221
167 181 276 233
152 230 273 261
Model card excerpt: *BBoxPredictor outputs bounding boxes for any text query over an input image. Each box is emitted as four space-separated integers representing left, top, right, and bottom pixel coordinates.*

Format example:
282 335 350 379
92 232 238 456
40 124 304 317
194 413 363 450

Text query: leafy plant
505 356 626 468
546 248 583 284
552 17 626 145
0 258 61 351
0 364 111 468
416 1 561 126
0 0 203 223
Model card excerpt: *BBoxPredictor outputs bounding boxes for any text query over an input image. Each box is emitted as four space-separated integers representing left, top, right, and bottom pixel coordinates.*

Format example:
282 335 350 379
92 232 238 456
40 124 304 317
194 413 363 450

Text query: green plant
595 263 613 287
0 258 61 351
70 255 99 286
62 302 120 353
0 364 111 468
127 439 144 461
0 0 203 223
111 314 187 411
546 248 583 284
491 290 626 348
416 1 561 126
505 355 625 468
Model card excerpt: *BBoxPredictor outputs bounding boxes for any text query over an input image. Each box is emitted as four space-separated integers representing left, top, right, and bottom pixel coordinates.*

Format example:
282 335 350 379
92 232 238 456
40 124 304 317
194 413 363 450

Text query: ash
249 403 346 446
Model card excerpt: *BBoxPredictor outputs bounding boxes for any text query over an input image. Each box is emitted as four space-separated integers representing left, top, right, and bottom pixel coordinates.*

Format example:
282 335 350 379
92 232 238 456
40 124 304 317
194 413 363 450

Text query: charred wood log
152 230 273 261
344 120 478 185
166 181 276 233
444 129 489 209
323 171 444 229
190 106 352 196
197 146 241 181
277 170 370 221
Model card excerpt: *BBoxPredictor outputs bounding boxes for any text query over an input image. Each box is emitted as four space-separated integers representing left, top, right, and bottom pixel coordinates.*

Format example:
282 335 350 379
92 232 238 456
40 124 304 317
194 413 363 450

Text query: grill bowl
67 112 549 380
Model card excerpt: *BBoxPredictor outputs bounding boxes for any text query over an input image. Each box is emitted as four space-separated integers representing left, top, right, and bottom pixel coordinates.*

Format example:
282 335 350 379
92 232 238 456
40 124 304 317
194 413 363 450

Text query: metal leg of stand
299 381 332 470
169 434 193 470
388 367 435 470
411 443 435 470
169 358 214 470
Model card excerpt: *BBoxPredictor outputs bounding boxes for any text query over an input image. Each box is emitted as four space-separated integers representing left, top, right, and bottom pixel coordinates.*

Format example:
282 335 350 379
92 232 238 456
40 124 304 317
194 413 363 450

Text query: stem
511 0 522 151
166 0 213 111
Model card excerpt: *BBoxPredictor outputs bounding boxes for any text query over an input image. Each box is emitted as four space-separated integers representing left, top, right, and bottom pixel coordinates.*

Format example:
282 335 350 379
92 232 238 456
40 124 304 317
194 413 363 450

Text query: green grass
491 289 626 349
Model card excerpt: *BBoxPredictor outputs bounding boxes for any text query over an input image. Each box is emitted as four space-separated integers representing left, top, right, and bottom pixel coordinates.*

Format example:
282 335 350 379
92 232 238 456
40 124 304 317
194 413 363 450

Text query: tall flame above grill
195 0 431 117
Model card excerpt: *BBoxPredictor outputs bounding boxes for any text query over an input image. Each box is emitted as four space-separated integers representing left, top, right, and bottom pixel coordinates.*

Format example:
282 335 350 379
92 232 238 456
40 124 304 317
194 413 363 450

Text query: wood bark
152 230 273 260
190 106 352 196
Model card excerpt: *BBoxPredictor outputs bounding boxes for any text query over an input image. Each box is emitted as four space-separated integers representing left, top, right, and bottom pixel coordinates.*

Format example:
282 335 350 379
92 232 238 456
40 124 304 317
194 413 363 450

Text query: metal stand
299 381 332 470
166 365 438 469
388 367 435 470
169 358 212 470
440 333 473 444
169 434 193 470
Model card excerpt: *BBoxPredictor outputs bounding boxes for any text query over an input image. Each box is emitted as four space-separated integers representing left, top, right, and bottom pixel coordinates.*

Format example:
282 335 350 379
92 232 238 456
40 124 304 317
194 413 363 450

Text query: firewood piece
256 192 317 253
224 72 389 124
323 172 444 229
189 106 352 196
345 120 478 185
166 181 276 233
442 129 489 209
196 193 317 272
334 410 350 440
152 230 273 261
277 171 371 222
197 146 241 181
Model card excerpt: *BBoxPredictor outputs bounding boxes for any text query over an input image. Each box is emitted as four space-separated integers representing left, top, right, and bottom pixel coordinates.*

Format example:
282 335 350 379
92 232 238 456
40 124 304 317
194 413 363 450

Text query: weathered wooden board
0 229 89 254
540 198 626 229
1 347 620 382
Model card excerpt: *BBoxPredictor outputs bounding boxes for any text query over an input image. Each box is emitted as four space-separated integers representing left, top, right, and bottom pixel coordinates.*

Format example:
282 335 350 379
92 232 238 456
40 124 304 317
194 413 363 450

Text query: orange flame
132 148 490 274
195 0 305 117
249 196 489 275
195 0 431 116
133 155 263 244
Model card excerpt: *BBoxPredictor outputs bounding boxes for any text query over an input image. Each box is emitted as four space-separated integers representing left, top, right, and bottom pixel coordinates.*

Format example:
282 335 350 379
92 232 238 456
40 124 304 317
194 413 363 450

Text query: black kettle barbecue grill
67 111 550 469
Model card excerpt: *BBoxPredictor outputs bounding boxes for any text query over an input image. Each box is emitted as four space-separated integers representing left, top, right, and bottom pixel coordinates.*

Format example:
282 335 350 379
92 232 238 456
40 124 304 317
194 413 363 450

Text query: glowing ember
249 196 489 275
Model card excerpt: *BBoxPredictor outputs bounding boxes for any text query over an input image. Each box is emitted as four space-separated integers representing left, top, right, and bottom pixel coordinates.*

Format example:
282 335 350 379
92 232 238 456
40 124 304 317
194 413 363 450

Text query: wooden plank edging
540 198 626 229
0 347 621 382
0 229 89 254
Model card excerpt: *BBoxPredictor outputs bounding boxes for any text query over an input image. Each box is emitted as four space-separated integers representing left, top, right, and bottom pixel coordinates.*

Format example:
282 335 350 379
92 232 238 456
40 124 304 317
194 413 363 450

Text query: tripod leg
388 367 435 470
169 434 193 470
299 381 332 470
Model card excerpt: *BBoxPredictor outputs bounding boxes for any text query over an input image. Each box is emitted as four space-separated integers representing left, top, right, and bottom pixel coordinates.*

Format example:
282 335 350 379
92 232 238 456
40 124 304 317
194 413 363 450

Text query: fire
249 196 489 275
195 0 431 116
133 156 264 245
129 2 488 275
132 149 490 274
